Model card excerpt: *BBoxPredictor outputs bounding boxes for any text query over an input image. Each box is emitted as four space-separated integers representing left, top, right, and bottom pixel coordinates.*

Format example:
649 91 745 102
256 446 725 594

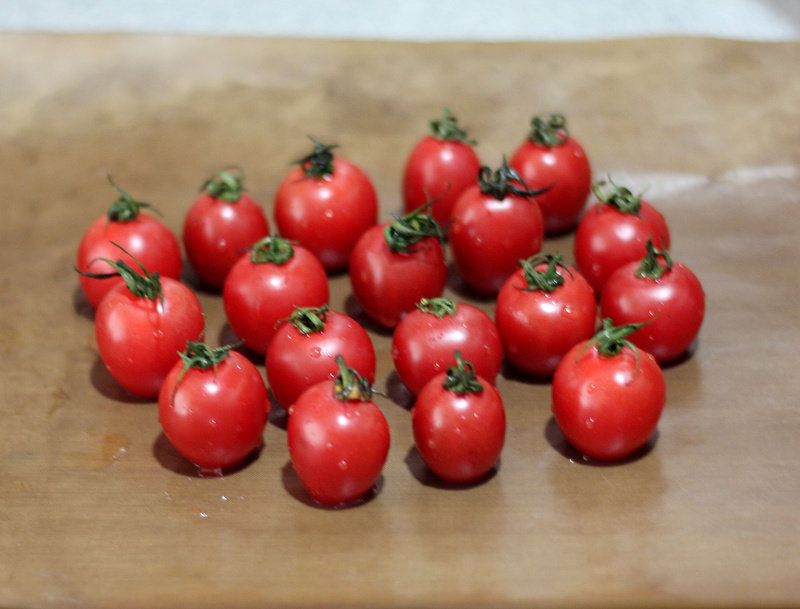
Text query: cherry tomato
551 319 666 461
391 297 502 396
287 357 390 506
495 253 597 377
402 108 482 228
223 236 329 356
449 159 545 295
349 205 447 328
266 305 376 409
158 342 269 474
510 113 592 235
83 252 205 398
76 176 182 309
274 139 378 272
600 240 705 363
574 179 670 295
182 167 270 288
412 351 506 484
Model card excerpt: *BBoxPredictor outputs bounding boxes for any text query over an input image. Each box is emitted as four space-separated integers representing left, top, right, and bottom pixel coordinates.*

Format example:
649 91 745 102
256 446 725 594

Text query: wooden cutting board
1 33 798 608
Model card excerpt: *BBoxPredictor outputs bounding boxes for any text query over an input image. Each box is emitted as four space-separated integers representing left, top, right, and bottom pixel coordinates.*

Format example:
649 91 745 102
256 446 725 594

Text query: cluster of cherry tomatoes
75 109 705 507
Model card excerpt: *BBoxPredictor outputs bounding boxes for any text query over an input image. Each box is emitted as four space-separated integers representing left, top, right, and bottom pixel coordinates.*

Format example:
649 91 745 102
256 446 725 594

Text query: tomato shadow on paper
72 285 95 321
384 370 415 410
403 445 499 490
280 460 384 510
544 416 658 466
445 261 497 304
152 431 263 478
90 358 152 404
343 293 394 338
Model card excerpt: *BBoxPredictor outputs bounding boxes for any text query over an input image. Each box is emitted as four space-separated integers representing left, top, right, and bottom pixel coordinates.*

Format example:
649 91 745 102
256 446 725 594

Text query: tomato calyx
635 239 673 280
296 137 338 179
416 297 457 318
515 252 572 293
580 318 647 373
593 178 642 216
105 174 160 222
333 355 377 402
169 341 238 406
384 202 445 254
478 158 550 201
429 108 477 145
285 304 330 335
201 166 245 203
443 351 483 395
527 113 570 147
249 235 295 265
74 242 164 303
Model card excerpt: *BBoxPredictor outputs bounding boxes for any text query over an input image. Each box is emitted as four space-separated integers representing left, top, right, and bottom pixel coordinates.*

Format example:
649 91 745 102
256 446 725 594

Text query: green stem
429 108 477 145
285 304 330 335
478 157 550 201
593 177 642 216
526 113 570 147
106 174 161 222
515 252 572 293
579 318 648 376
442 351 483 395
384 201 444 254
295 137 338 179
249 235 295 265
74 242 163 303
333 355 375 402
635 239 673 280
169 341 238 406
416 297 457 318
201 166 245 202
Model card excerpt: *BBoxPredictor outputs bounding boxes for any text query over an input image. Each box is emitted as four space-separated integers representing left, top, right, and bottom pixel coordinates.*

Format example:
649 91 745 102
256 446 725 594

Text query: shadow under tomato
152 431 263 478
403 445 499 490
280 460 384 510
499 359 554 386
385 370 415 411
90 358 152 404
268 390 289 431
444 261 497 304
343 294 394 338
544 416 658 466
72 285 95 321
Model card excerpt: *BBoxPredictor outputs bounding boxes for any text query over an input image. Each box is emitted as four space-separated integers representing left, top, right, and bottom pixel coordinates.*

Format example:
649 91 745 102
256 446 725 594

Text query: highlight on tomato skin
551 320 666 462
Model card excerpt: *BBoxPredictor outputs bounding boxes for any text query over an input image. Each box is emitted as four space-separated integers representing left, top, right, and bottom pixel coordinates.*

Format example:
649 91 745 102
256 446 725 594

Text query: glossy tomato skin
222 245 329 356
574 199 670 295
552 340 666 461
510 137 591 235
95 277 205 398
449 187 544 295
402 136 481 227
274 158 378 272
77 214 182 309
391 302 502 396
495 262 597 377
287 381 390 506
412 371 506 483
266 311 376 409
600 260 705 363
158 350 269 472
182 192 269 288
349 223 447 328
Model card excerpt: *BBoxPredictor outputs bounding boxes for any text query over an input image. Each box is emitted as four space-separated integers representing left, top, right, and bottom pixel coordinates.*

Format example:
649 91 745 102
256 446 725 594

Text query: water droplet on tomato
310 346 322 358
338 460 348 471
586 417 595 429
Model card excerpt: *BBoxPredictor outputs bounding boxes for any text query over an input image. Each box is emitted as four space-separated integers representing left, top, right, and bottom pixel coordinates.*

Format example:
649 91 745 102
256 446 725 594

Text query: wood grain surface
0 33 799 609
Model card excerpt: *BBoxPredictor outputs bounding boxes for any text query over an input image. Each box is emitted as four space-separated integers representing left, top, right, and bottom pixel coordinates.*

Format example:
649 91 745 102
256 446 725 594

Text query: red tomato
574 179 670 295
510 113 592 235
287 357 390 506
182 167 270 288
158 342 269 474
449 160 545 295
551 319 666 461
349 206 447 328
412 352 506 483
76 176 182 308
600 240 705 363
87 254 205 398
402 108 482 228
391 297 502 396
266 305 376 409
223 236 329 356
495 253 597 377
274 139 378 272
